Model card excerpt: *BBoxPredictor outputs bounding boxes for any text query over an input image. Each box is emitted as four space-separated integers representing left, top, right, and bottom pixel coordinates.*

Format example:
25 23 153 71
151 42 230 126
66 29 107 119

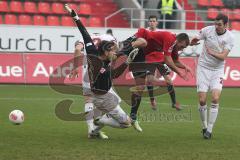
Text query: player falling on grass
64 4 142 139
69 34 122 139
191 13 234 139
122 27 193 132
145 15 187 111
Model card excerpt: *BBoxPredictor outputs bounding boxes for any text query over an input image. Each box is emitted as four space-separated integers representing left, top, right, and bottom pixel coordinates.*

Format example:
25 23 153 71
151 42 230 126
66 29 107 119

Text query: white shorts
196 65 224 92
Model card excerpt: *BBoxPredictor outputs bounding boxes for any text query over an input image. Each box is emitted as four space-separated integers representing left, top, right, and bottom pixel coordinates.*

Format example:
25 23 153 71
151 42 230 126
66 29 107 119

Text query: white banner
0 25 239 57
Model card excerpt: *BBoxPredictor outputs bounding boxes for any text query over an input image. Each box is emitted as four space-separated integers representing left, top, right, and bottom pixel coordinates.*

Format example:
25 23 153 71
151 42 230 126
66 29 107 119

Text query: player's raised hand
64 4 78 20
179 71 189 81
64 4 72 14
185 65 194 78
190 37 200 46
126 48 139 64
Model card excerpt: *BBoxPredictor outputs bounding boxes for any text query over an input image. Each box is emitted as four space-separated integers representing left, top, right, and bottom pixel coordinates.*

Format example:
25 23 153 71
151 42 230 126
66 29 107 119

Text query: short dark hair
215 13 228 25
148 15 158 21
106 29 113 35
98 40 115 55
176 33 190 45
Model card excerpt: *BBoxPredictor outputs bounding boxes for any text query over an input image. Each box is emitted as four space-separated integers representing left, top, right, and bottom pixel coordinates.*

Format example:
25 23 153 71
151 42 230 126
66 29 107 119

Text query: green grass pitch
0 85 240 160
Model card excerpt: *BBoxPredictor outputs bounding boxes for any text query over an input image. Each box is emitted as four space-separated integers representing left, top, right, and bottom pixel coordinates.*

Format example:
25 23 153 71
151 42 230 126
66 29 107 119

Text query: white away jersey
197 26 234 70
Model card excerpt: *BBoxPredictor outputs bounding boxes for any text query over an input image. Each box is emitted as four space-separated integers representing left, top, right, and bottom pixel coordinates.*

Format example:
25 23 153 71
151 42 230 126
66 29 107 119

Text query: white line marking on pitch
0 97 240 111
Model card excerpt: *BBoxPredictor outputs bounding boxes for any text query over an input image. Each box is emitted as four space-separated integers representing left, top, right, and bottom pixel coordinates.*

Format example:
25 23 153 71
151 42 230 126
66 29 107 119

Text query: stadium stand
0 1 9 12
9 1 22 13
19 14 32 25
197 0 240 30
33 15 46 26
24 1 37 14
0 0 129 28
5 14 17 24
0 0 239 30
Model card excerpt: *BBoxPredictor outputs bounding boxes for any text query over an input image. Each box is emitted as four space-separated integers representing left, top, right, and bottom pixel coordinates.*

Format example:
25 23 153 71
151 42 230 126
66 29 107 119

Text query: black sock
167 85 176 105
130 93 142 121
147 85 154 101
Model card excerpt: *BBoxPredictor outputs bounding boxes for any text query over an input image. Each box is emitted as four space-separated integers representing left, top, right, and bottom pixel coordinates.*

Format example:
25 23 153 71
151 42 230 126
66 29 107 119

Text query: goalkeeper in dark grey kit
64 4 142 138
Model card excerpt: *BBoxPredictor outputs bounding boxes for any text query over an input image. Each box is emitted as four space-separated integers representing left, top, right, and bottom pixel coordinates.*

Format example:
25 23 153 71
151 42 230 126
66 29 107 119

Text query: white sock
207 103 219 133
198 104 208 129
98 114 122 128
84 103 94 134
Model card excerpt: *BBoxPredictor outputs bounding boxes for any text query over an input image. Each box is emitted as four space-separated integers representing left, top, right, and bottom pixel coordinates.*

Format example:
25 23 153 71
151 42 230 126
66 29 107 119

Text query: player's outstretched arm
111 48 139 79
164 55 188 81
64 4 79 21
190 37 200 46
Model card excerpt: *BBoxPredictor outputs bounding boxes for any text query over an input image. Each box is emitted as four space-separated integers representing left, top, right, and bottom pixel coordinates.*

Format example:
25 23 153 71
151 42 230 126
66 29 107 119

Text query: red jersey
135 28 177 63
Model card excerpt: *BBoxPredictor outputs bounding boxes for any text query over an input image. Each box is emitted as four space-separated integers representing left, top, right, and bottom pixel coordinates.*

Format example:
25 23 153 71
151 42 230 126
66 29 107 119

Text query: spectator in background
157 0 177 29
138 0 148 8
106 29 117 44
223 0 237 9
106 29 113 36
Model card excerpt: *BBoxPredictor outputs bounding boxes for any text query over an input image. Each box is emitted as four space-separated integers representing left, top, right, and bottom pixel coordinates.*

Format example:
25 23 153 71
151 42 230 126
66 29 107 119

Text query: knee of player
120 116 132 128
165 79 173 85
211 98 219 104
199 101 206 106
164 75 172 85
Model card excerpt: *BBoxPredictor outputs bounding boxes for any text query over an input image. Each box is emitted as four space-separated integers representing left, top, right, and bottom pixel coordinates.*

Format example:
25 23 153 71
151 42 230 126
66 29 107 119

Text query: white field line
0 97 240 111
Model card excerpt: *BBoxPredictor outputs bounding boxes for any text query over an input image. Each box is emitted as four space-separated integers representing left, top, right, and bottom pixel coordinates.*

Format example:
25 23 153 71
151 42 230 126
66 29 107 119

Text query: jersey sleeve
135 28 147 39
224 34 234 51
163 40 173 56
158 32 175 56
196 26 208 40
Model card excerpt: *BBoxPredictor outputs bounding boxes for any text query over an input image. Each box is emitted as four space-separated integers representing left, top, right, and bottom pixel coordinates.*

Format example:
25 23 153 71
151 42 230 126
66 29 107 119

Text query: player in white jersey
190 14 234 139
69 33 121 139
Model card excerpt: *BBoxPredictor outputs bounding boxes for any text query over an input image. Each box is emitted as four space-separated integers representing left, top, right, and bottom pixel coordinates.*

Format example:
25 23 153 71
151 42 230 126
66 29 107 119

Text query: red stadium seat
207 8 219 19
0 1 9 12
38 2 51 14
10 1 23 13
47 16 60 26
61 16 74 26
24 1 37 14
5 14 17 24
78 3 92 15
33 15 46 26
231 21 240 31
80 17 88 26
89 17 102 27
233 9 240 20
19 14 32 25
198 0 209 7
210 0 224 7
0 15 2 24
220 8 233 20
52 3 64 14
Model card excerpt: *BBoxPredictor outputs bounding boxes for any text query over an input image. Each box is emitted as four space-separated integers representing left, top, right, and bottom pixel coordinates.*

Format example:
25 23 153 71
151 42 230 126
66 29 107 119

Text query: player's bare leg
204 89 221 139
198 92 208 138
164 75 182 111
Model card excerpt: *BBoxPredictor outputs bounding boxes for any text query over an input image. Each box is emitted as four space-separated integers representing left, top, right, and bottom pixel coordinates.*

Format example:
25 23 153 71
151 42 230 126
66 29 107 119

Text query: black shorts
128 48 147 79
156 63 171 76
130 63 171 79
